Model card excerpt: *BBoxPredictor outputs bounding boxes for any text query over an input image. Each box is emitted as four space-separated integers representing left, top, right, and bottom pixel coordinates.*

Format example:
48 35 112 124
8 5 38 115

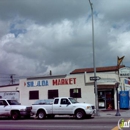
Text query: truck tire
75 110 85 119
11 111 20 120
37 110 46 119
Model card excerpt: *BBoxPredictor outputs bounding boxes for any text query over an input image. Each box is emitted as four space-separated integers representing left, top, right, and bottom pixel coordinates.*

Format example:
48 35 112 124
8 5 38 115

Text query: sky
0 0 130 85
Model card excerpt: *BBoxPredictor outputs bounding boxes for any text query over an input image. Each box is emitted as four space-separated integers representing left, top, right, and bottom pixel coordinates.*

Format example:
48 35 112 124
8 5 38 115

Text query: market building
0 65 130 110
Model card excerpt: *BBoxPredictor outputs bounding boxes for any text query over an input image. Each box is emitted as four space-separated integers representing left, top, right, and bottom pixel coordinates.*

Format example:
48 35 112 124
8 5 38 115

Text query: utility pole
10 74 15 85
88 0 99 116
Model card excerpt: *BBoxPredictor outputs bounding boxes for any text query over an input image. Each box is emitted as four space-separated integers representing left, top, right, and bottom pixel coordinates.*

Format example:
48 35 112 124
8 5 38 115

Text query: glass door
98 91 106 109
98 90 114 109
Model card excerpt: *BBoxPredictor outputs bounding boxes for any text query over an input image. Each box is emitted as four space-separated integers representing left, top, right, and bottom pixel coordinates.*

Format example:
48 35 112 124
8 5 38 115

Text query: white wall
19 74 95 105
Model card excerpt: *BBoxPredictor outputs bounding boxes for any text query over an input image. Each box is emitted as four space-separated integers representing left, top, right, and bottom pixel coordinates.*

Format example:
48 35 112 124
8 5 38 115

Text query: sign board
119 67 130 77
26 80 49 87
90 76 101 81
52 78 76 85
99 102 105 107
97 78 117 83
0 91 19 101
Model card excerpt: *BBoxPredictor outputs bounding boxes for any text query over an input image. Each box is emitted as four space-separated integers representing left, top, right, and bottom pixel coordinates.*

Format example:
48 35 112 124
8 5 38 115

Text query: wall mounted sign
97 78 116 83
124 79 130 85
52 78 76 85
27 80 49 87
119 67 130 77
0 91 19 100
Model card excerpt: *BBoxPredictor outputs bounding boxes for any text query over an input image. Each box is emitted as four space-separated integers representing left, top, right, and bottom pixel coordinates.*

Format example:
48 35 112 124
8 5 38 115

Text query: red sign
52 78 76 85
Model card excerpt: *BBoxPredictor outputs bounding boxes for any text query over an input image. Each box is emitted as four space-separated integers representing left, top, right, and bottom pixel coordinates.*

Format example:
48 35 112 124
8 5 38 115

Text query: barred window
70 88 81 98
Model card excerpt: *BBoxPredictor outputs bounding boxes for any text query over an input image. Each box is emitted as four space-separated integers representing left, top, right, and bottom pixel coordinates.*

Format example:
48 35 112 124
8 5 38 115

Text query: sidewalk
97 109 130 117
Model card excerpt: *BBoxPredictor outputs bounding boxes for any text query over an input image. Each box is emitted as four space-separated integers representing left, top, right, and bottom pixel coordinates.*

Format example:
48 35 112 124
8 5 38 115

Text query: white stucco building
1 65 130 110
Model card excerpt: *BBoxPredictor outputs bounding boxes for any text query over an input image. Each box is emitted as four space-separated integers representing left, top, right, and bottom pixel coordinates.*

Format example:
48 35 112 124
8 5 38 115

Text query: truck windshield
7 100 21 105
69 98 78 104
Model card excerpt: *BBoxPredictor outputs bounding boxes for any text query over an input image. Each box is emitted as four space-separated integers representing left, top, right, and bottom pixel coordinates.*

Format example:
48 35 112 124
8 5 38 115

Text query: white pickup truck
31 97 95 119
0 99 32 119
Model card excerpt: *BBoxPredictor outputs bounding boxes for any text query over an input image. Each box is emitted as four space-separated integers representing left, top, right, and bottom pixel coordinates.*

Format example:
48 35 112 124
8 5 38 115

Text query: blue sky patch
9 19 27 37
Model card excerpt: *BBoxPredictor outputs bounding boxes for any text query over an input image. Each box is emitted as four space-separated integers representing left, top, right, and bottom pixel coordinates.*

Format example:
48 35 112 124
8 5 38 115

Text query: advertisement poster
0 91 19 101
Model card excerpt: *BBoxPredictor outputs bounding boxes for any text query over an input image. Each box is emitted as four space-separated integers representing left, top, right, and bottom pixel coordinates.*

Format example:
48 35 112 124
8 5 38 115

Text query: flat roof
0 84 19 88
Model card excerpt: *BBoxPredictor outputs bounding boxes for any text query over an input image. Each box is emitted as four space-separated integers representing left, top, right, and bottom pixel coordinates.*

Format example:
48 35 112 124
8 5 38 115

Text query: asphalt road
0 117 129 130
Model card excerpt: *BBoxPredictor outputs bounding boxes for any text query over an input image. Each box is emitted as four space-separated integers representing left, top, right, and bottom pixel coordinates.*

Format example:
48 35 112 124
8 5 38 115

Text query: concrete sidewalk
97 109 130 117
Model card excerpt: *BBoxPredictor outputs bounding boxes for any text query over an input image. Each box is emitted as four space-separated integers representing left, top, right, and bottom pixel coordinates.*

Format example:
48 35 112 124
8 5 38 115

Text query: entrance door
105 91 114 110
98 90 114 109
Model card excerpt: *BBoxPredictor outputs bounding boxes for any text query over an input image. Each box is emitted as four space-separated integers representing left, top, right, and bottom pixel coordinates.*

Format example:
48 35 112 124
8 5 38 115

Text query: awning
98 85 116 89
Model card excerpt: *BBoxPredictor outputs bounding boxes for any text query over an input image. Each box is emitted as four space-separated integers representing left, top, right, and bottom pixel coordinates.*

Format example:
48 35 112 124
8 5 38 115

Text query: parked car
0 99 32 119
31 97 95 119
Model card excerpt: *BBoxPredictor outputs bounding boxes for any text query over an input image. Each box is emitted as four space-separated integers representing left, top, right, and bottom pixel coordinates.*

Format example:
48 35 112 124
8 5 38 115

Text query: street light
88 0 99 116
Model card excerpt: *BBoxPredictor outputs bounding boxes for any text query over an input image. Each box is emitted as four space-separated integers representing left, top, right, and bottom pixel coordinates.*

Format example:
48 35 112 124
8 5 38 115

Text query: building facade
19 74 95 106
1 65 130 110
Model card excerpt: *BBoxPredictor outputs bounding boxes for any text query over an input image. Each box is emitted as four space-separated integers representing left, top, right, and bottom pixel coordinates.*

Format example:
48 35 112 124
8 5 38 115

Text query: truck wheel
75 110 85 119
11 111 20 120
37 110 46 119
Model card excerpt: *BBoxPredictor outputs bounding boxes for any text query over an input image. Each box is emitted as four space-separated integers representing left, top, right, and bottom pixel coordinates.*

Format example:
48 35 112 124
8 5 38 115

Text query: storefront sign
119 67 130 77
52 78 76 85
0 91 19 100
27 80 49 87
97 78 116 83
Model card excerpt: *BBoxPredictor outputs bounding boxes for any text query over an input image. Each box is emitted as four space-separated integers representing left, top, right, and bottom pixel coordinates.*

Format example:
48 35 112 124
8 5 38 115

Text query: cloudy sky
0 0 130 84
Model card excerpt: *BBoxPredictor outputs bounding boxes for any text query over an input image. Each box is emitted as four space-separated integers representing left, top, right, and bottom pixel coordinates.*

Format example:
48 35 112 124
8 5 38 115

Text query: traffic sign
90 76 101 81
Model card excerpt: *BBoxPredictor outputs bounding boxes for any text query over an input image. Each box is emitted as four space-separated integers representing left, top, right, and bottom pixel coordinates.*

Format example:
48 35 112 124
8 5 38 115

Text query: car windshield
69 98 78 104
33 99 53 105
7 100 21 105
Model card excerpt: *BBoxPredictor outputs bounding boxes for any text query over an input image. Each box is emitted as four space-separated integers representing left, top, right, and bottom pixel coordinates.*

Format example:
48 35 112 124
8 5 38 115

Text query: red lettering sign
52 79 57 85
52 78 76 85
73 78 76 84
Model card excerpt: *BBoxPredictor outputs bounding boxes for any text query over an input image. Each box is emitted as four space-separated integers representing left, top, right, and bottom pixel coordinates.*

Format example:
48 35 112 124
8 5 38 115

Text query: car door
52 98 60 114
57 98 73 114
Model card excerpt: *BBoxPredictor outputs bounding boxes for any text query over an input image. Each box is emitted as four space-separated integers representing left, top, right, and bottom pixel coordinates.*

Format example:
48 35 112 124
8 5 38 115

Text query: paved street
0 109 130 130
0 118 119 130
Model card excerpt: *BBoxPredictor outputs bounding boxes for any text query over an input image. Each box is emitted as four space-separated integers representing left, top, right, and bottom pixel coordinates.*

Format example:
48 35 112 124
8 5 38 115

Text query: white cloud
0 0 130 85
45 62 78 75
